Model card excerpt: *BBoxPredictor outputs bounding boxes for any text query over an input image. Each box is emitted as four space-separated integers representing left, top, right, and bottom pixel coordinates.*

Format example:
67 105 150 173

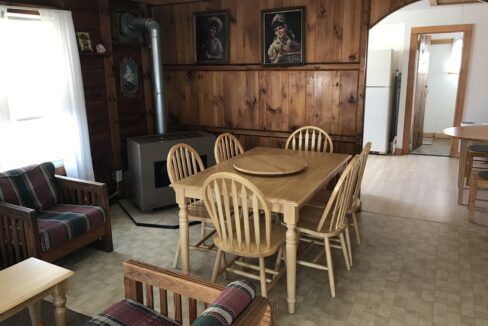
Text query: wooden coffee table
0 258 74 326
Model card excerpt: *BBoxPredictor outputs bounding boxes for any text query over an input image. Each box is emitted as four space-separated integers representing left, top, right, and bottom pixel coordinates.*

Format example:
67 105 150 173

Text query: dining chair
285 126 333 153
306 142 371 245
465 144 488 186
202 172 286 298
468 170 488 222
214 133 245 164
296 156 359 298
167 143 215 268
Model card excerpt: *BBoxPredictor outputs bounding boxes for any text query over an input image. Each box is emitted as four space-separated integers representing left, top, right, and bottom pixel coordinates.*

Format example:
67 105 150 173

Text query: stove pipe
123 15 167 135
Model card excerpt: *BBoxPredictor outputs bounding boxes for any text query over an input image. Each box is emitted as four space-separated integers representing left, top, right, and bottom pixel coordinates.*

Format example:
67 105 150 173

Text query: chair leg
339 233 350 271
345 225 353 268
222 253 228 280
466 153 473 186
351 211 361 245
200 221 206 240
211 249 223 283
324 238 335 298
259 257 268 298
274 246 283 272
468 175 478 223
173 238 181 268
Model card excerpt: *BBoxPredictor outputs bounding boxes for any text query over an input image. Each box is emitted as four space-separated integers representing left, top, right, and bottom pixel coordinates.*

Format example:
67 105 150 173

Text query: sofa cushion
0 162 58 211
83 299 180 326
38 204 105 251
191 280 256 326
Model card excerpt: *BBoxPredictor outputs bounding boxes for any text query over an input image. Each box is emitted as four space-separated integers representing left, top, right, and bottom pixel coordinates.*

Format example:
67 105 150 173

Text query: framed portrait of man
193 11 229 64
262 7 305 66
76 32 93 52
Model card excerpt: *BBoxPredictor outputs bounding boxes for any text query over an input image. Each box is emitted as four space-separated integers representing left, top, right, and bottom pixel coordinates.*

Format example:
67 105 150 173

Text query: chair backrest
285 126 333 153
316 156 360 232
202 172 272 253
167 143 205 184
214 133 245 164
351 142 371 207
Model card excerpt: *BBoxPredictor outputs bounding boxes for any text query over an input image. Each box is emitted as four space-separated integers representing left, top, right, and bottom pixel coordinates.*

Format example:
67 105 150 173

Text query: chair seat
84 299 180 326
187 200 211 221
38 204 105 251
214 223 286 257
468 144 488 153
297 205 347 238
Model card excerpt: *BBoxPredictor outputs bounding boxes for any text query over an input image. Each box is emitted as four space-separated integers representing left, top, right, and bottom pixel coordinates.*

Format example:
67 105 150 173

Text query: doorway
402 24 473 157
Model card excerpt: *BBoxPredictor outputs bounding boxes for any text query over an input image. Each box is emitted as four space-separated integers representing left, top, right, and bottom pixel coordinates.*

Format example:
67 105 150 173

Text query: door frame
402 24 473 156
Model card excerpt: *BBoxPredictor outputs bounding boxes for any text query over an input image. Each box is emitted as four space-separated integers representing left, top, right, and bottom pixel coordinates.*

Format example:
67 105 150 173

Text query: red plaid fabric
84 299 180 326
38 204 105 251
0 162 58 211
191 280 256 326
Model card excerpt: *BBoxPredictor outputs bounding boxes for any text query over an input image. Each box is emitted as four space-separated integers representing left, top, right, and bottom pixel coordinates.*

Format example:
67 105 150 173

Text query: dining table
170 146 350 314
443 125 488 204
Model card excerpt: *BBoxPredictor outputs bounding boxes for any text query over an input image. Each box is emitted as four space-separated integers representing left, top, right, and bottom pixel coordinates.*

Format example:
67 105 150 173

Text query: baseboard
394 148 403 155
423 132 450 139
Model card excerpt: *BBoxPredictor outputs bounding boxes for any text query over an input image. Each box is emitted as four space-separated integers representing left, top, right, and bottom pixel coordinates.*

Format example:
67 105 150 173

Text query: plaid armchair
0 162 112 268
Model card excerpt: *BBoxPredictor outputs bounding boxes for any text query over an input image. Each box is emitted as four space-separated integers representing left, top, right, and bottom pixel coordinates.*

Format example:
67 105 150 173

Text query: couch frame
0 175 112 269
123 259 275 325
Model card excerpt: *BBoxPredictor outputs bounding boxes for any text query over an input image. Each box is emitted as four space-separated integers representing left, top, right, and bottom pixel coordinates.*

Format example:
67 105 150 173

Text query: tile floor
51 154 488 325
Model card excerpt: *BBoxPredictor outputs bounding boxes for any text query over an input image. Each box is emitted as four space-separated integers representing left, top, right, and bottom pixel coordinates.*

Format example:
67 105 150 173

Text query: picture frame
76 32 93 52
120 56 139 97
262 7 305 66
193 10 229 64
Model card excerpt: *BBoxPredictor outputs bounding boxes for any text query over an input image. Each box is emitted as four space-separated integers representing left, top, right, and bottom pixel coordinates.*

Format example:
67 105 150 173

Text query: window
0 7 94 180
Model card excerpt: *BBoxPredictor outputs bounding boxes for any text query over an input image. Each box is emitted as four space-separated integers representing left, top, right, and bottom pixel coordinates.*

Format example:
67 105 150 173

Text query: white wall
423 43 458 134
368 0 488 150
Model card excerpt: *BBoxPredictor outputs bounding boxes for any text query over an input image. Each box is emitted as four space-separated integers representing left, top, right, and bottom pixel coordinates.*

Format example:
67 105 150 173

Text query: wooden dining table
171 146 350 314
443 125 488 204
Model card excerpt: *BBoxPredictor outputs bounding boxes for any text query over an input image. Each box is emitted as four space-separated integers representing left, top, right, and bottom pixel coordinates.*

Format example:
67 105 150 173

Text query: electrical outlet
115 170 123 182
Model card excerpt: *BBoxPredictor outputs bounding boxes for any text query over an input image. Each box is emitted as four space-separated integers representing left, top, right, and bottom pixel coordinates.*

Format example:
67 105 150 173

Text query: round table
443 125 488 204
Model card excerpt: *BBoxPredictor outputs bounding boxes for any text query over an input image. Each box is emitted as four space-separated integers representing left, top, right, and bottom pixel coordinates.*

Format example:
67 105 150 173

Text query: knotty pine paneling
369 0 418 27
165 69 359 137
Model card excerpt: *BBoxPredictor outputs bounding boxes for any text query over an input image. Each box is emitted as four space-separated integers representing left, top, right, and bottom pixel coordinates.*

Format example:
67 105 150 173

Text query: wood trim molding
164 63 360 72
402 24 473 156
431 38 453 45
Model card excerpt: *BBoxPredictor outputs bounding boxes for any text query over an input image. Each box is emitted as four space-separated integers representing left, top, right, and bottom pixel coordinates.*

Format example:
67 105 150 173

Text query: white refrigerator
363 49 394 154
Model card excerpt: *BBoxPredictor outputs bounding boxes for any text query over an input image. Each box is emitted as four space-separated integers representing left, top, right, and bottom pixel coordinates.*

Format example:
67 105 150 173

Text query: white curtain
0 7 94 180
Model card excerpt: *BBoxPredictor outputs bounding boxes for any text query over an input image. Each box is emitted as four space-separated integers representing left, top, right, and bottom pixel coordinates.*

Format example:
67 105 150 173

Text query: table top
233 151 307 176
0 258 74 314
443 125 488 141
172 147 351 208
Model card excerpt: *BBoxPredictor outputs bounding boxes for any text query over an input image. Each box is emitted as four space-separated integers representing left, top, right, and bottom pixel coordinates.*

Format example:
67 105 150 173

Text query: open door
411 34 431 151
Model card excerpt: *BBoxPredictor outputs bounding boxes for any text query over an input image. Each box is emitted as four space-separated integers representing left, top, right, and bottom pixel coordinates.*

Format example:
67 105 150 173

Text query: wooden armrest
0 201 37 223
234 296 275 326
55 175 109 211
0 201 40 267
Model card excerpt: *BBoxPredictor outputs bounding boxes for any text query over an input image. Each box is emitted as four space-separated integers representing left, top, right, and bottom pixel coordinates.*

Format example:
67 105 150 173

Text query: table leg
28 301 42 326
283 205 298 314
458 139 468 205
53 282 67 326
176 189 190 275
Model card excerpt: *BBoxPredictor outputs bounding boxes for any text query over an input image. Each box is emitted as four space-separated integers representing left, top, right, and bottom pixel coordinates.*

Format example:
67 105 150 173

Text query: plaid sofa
0 162 111 267
84 280 257 326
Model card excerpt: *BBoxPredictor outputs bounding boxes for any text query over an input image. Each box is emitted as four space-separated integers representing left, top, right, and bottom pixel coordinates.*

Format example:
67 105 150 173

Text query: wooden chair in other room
214 133 245 164
296 156 359 298
285 126 333 153
167 143 215 268
468 170 488 223
465 144 488 186
202 172 286 298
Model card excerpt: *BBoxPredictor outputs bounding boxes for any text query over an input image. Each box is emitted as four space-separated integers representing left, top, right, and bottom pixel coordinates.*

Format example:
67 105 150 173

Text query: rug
0 300 90 326
118 198 200 229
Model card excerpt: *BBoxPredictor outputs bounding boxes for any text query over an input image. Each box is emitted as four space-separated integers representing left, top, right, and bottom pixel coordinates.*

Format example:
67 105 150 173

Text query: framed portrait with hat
193 10 229 64
262 7 305 66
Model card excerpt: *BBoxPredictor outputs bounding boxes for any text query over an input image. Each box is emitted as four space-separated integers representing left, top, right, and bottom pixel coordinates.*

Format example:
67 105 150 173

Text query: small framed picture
193 11 229 64
262 7 305 66
76 32 93 52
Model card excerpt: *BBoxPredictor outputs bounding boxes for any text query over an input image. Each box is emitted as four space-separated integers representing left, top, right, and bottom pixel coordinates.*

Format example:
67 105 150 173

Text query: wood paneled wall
153 0 365 153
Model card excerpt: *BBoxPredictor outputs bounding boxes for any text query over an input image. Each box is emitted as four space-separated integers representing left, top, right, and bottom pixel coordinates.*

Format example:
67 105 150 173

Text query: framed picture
120 57 139 97
262 7 305 66
193 11 229 64
76 32 93 52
